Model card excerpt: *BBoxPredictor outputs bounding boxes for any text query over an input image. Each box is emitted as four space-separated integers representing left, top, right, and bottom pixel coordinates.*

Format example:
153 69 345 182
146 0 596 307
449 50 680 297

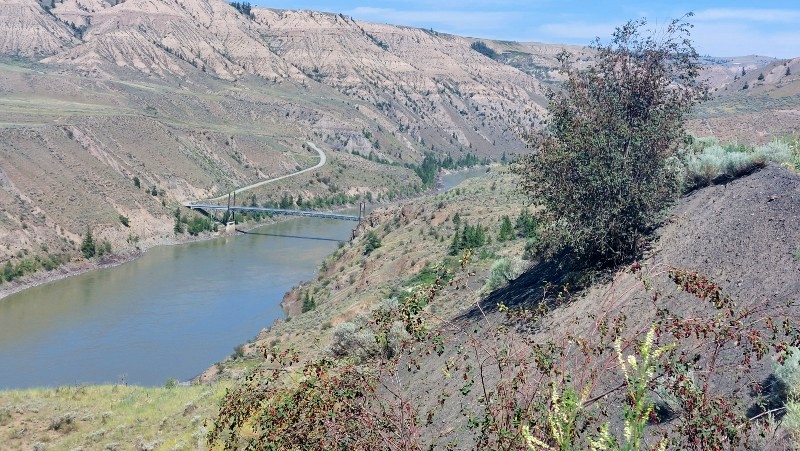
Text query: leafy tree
81 227 96 259
513 17 708 267
364 231 382 255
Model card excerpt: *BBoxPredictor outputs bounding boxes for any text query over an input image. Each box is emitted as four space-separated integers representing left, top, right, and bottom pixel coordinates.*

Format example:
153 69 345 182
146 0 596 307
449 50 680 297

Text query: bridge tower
225 192 236 234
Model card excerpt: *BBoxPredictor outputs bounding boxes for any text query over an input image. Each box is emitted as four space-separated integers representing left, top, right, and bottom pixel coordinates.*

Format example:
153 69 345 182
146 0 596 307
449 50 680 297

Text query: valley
0 0 799 449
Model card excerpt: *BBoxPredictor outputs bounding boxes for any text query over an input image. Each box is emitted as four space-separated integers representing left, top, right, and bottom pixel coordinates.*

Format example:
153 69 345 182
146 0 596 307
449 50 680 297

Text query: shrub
363 231 382 255
753 141 792 165
49 412 77 433
0 408 11 426
119 215 129 227
513 17 708 267
481 256 528 293
683 140 792 188
329 321 378 363
164 378 178 389
232 344 245 359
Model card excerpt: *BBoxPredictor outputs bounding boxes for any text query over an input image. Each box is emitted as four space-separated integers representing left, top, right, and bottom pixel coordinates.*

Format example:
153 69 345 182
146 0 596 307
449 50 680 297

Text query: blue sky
252 1 800 58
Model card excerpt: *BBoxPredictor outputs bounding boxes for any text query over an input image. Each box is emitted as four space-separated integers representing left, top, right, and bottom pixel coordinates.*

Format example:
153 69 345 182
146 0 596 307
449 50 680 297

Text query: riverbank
0 208 345 301
0 228 229 301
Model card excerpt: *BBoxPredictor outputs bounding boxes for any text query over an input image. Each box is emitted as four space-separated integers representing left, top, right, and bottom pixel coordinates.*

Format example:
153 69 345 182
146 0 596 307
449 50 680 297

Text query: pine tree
449 227 460 256
498 215 514 241
81 227 96 259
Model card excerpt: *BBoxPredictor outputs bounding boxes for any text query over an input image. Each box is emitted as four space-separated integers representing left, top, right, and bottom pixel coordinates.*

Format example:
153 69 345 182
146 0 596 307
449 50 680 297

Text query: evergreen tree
81 227 96 259
498 215 514 241
449 226 460 256
301 292 316 313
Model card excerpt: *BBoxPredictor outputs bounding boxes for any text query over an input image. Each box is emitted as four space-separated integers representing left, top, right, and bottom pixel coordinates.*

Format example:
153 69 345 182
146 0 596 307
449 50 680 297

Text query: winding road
192 141 326 205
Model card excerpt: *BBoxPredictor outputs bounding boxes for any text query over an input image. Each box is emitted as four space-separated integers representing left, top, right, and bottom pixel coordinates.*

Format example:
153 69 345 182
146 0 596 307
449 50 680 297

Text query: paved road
190 142 326 205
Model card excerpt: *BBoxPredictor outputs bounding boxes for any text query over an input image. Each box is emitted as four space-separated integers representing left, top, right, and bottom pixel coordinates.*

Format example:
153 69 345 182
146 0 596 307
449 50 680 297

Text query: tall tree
81 227 96 259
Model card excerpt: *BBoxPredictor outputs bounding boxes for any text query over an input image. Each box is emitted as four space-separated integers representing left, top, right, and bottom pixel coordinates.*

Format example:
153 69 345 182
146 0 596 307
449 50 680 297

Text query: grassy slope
0 167 526 450
0 383 229 450
220 166 530 371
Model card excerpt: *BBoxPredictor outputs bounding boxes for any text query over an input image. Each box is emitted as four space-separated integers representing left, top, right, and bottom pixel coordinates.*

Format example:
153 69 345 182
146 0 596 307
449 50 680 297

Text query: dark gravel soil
398 164 800 448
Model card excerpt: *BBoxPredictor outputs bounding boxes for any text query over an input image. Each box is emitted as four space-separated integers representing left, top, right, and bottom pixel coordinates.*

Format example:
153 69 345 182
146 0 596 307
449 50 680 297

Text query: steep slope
252 8 546 159
237 165 800 447
0 0 78 57
45 0 299 81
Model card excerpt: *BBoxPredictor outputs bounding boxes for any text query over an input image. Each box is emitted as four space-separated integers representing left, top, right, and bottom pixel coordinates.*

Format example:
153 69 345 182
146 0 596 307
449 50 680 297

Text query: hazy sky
252 1 800 58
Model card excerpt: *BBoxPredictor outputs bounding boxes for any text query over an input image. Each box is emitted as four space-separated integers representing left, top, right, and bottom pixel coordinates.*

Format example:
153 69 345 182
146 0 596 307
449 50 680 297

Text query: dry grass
0 383 229 450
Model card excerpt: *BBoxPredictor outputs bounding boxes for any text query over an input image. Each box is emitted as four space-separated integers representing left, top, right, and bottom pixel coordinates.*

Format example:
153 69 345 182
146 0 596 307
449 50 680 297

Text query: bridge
183 142 365 235
187 204 361 222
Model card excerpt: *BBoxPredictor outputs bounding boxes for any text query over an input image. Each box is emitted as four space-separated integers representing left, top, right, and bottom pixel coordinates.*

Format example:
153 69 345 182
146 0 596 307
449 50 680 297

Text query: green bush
513 18 707 267
364 231 382 255
481 257 528 294
329 321 379 363
775 348 800 432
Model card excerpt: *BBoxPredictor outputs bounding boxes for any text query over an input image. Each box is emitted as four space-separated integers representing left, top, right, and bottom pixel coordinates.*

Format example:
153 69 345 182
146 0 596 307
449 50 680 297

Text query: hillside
691 57 800 142
7 163 793 449
209 163 800 448
0 0 558 287
1 0 797 286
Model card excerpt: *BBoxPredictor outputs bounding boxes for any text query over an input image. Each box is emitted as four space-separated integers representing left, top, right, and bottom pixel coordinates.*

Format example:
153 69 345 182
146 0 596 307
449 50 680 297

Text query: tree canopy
514 16 708 267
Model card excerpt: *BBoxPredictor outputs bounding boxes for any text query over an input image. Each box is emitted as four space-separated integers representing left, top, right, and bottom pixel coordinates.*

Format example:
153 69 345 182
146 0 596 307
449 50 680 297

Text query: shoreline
0 166 493 388
0 212 317 301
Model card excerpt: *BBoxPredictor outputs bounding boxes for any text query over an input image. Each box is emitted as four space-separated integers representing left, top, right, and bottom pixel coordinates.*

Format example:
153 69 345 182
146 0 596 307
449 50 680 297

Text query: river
0 168 488 389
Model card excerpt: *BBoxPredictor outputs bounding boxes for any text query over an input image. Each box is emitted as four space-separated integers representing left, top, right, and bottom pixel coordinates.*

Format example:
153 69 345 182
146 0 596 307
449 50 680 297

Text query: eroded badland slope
0 0 564 289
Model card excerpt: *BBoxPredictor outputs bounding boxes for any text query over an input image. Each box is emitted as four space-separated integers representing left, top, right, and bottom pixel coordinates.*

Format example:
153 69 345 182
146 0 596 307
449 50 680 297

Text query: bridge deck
188 204 360 222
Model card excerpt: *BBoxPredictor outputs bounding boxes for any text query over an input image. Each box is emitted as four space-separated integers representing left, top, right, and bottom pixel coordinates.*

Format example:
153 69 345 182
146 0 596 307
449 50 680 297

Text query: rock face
0 0 78 57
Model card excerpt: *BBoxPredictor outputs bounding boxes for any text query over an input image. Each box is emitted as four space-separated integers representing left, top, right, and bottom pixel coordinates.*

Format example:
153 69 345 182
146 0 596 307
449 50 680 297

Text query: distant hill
0 0 796 272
